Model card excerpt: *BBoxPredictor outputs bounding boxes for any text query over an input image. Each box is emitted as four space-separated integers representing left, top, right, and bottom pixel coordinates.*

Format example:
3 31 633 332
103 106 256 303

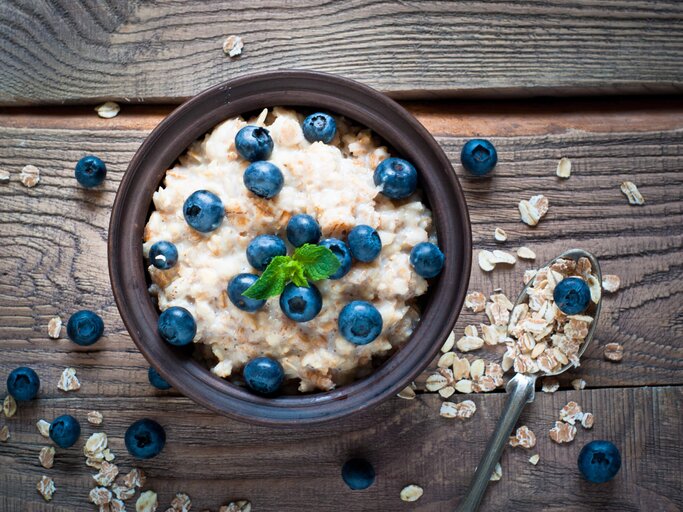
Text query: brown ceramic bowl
108 70 471 426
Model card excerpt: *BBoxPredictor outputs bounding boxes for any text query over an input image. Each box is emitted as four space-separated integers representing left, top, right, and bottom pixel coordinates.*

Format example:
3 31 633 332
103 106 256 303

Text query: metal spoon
457 249 602 512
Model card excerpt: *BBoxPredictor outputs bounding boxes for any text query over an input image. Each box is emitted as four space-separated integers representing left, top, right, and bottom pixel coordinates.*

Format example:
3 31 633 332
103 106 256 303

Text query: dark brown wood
1 0 683 105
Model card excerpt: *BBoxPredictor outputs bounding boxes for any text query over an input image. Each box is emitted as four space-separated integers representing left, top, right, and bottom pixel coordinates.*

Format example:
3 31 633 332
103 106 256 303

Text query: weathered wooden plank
1 388 681 511
1 0 683 104
0 101 682 397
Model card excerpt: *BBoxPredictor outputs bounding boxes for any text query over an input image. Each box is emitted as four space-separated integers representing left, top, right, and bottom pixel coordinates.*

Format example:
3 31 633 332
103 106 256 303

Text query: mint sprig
242 243 341 300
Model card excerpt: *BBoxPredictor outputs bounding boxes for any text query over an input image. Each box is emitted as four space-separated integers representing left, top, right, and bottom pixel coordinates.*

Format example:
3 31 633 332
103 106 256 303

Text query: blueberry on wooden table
578 440 621 483
228 274 267 312
373 157 418 199
148 367 171 390
246 234 287 271
348 225 382 262
157 306 196 346
302 112 337 143
554 276 591 315
286 214 321 247
319 238 352 279
410 242 445 278
75 155 107 188
279 282 322 322
49 414 81 448
6 366 40 401
460 139 498 176
183 190 224 232
125 419 166 459
243 161 284 199
235 125 274 162
342 458 375 490
338 301 383 345
67 310 104 346
243 357 285 395
149 241 178 270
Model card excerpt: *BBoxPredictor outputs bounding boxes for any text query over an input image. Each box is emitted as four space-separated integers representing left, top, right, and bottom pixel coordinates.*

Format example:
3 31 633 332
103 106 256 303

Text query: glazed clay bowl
108 70 472 426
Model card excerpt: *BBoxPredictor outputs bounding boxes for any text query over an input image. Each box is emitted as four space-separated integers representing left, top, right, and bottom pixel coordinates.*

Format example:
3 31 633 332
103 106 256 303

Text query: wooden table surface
1 2 683 511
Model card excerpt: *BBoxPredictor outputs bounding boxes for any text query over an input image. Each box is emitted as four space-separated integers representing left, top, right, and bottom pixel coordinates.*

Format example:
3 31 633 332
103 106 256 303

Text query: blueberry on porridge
143 107 445 393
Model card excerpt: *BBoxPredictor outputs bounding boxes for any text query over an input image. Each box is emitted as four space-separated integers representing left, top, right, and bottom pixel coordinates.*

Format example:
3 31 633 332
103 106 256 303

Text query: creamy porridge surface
143 107 435 392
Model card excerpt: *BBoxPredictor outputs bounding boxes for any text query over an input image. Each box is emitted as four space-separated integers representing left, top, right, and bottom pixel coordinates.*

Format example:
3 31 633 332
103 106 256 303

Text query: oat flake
441 331 455 353
223 35 244 57
93 461 119 487
123 468 146 489
556 157 571 178
0 425 9 442
37 475 56 501
39 446 55 469
170 492 192 511
602 274 621 293
620 181 645 205
37 419 51 437
494 227 508 242
48 316 62 339
517 246 536 260
509 425 536 449
397 386 416 400
88 410 104 425
581 412 595 429
111 499 126 512
604 343 624 362
549 421 577 443
136 490 158 512
571 378 586 390
491 250 516 265
489 462 503 481
112 484 136 501
400 484 424 502
90 486 113 505
58 367 81 392
529 454 540 465
464 291 487 313
20 164 40 187
95 102 121 119
220 501 251 512
3 395 17 417
478 250 495 272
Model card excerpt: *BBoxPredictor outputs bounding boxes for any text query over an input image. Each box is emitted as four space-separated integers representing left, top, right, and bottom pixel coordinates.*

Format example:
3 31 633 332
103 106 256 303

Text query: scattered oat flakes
113 484 136 501
438 352 456 368
509 425 537 449
604 343 624 362
453 356 470 380
400 484 423 502
0 170 9 183
560 401 583 425
170 492 191 512
441 331 455 353
84 432 111 469
223 35 244 57
549 421 577 443
0 425 9 441
489 462 503 481
517 246 536 260
111 499 126 512
443 399 476 419
494 227 508 242
426 372 449 392
556 157 571 178
37 419 51 437
47 316 62 338
464 291 487 313
519 195 548 226
123 468 146 489
20 164 40 187
491 250 516 265
469 359 485 379
581 412 594 429
95 102 121 119
58 367 81 391
438 386 455 398
620 181 645 205
571 378 586 390
88 410 104 425
94 461 119 487
3 395 17 417
454 379 473 394
219 501 251 512
39 446 55 469
37 475 55 501
529 454 540 465
602 274 621 293
91 486 113 505
397 385 416 400
478 250 495 272
523 269 537 284
136 490 158 512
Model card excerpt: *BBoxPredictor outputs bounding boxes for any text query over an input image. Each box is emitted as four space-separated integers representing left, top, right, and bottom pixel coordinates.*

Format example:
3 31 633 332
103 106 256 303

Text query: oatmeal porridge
143 107 441 392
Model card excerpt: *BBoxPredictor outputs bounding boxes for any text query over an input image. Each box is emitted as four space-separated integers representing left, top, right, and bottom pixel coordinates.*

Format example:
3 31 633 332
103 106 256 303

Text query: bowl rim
108 69 472 426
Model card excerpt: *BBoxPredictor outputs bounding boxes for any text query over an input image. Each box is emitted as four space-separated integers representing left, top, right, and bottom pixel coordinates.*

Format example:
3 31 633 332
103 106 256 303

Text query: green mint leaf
242 256 290 299
282 259 309 287
293 243 341 281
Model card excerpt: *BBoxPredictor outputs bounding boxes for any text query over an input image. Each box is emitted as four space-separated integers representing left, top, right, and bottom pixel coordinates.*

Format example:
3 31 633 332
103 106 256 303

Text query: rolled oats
571 378 586 390
604 343 624 362
170 493 191 512
441 331 455 353
438 386 455 398
517 246 536 260
111 499 126 512
457 334 484 352
486 302 510 327
454 379 473 394
491 250 516 265
37 419 51 437
559 401 583 425
94 461 119 487
397 386 416 400
220 501 251 512
478 250 496 272
620 181 645 205
95 102 121 119
88 411 104 425
472 375 498 393
549 421 577 443
509 425 536 449
90 486 113 505
20 164 40 187
113 484 136 501
0 425 9 441
37 475 55 501
3 395 17 417
464 291 487 313
519 195 548 226
523 269 537 284
469 359 485 379
58 367 81 391
581 412 594 429
528 454 540 465
426 372 449 392
437 352 456 368
400 484 424 502
39 446 55 469
453 357 470 380
48 316 62 339
123 468 146 489
489 462 502 481
556 157 571 178
223 35 244 57
602 274 620 293
494 227 508 242
136 490 158 512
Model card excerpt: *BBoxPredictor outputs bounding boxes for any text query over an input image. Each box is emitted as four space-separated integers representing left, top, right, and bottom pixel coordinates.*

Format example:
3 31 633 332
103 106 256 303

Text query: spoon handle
457 373 537 512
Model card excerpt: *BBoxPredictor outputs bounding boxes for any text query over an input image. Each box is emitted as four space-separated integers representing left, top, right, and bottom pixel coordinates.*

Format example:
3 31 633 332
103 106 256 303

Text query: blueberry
348 225 381 262
319 238 352 279
149 241 178 270
286 214 321 247
279 283 322 322
338 301 383 345
49 414 81 448
246 235 287 271
341 458 375 490
183 190 224 233
302 112 337 144
125 419 166 459
235 125 274 162
243 161 284 199
373 157 418 199
148 367 171 390
460 139 498 176
75 155 107 188
157 306 196 346
410 242 445 278
578 440 621 483
243 357 285 395
228 274 267 312
67 310 104 346
6 367 40 401
554 276 591 315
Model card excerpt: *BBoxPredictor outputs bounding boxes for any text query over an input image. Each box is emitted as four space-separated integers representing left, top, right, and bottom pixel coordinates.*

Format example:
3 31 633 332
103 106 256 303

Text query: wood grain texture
2 0 683 105
1 388 682 511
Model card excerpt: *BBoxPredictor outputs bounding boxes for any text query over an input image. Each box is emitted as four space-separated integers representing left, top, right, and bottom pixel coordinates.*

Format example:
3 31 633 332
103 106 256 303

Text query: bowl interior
109 71 472 425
